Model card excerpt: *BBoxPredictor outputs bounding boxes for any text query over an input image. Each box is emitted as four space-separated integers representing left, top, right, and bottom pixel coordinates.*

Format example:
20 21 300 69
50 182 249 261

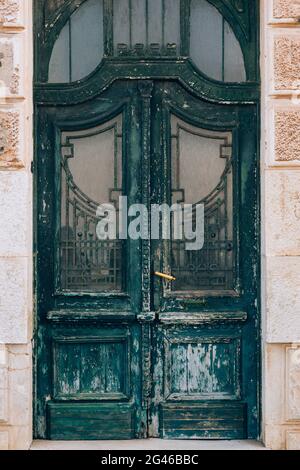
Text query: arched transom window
47 0 249 84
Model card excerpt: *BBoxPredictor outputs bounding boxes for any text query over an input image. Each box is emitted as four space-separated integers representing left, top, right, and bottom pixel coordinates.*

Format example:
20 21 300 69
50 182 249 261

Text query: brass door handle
154 272 176 282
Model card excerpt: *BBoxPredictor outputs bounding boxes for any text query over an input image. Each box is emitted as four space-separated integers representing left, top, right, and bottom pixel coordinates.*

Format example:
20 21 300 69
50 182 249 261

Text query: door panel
35 0 259 442
35 82 145 439
150 83 259 439
151 323 246 439
47 325 138 440
160 402 246 440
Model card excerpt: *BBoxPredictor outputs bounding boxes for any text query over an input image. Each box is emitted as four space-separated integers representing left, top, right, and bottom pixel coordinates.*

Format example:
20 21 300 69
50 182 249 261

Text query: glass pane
164 0 180 47
113 0 180 55
48 0 104 83
224 21 246 83
148 0 163 45
113 0 130 47
60 115 123 293
190 0 223 81
48 21 70 83
131 0 147 46
170 115 234 293
190 0 246 82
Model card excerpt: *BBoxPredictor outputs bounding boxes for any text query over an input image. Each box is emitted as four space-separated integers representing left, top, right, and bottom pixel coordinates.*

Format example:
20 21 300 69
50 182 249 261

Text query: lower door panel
48 403 136 440
150 318 251 439
160 402 247 440
38 321 143 440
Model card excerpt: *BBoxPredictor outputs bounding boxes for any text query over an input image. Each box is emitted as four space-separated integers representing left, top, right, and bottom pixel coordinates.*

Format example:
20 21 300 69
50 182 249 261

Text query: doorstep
31 439 267 451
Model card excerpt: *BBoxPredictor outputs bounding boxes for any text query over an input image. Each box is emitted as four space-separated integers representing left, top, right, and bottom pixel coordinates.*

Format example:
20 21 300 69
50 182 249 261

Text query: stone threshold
31 439 267 451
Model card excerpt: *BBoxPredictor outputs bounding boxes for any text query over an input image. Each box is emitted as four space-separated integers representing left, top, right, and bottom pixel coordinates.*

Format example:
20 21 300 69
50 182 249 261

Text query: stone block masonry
0 0 32 450
261 0 300 450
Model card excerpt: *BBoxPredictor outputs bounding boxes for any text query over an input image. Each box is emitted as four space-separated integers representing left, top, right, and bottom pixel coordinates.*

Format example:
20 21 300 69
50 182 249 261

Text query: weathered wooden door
149 81 259 439
34 0 260 440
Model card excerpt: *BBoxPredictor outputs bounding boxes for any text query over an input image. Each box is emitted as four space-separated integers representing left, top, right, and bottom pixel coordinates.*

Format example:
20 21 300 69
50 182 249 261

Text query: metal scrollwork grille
170 115 235 294
59 116 123 293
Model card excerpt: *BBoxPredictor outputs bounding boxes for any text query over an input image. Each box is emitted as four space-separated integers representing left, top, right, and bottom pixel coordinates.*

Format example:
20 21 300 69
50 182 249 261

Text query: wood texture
48 403 135 440
160 402 247 439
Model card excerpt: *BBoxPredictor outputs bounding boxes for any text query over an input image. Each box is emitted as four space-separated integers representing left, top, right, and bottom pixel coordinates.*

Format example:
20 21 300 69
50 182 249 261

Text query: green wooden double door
35 79 259 440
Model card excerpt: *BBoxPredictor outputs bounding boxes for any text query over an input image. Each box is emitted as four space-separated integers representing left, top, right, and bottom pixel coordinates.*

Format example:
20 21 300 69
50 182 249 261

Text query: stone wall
0 0 32 450
262 0 300 450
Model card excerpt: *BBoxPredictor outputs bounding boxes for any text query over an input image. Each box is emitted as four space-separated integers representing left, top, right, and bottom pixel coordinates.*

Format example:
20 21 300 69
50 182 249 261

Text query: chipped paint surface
44 0 71 21
35 81 259 440
34 0 259 442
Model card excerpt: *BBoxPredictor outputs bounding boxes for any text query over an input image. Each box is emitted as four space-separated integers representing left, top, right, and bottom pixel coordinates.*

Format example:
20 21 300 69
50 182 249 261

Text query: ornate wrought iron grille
170 116 234 293
59 117 123 293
